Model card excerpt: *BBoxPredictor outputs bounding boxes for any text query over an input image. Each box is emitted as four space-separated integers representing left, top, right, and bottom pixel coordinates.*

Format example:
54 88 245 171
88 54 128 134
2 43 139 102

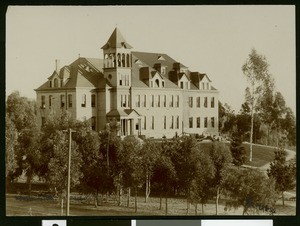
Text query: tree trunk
159 193 162 210
216 187 220 215
134 187 138 213
249 107 254 162
145 174 151 203
27 172 32 196
95 190 98 208
127 187 131 207
282 191 285 206
60 196 64 216
165 192 168 215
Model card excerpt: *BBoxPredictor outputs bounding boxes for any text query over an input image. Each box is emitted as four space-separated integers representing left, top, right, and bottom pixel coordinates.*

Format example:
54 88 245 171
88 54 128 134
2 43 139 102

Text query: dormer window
49 81 52 87
155 79 159 87
158 55 165 61
54 78 58 87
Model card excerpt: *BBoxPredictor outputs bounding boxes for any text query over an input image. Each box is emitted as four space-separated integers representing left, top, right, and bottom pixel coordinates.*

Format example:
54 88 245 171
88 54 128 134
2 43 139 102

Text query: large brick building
35 28 219 138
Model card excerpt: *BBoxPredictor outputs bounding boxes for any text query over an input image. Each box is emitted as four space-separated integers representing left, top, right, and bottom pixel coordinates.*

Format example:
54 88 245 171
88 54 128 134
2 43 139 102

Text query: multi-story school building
35 28 219 138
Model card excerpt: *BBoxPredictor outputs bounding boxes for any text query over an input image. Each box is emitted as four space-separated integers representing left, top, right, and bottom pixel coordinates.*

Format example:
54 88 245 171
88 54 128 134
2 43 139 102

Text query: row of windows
104 53 131 68
189 96 215 108
189 117 215 128
135 94 180 108
40 94 96 109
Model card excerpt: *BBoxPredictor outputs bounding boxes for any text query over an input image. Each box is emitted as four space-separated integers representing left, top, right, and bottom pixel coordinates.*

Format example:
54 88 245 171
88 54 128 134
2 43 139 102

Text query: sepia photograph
5 5 296 217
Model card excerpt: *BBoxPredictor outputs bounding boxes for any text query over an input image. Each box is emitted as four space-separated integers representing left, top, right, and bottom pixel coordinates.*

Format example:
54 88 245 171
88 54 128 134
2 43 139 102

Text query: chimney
55 59 60 73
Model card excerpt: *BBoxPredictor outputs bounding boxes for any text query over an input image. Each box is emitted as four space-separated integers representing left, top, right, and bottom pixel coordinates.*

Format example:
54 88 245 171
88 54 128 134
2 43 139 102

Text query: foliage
224 167 277 215
6 91 37 131
5 115 18 179
230 134 247 167
6 91 41 192
209 141 232 215
47 130 82 194
267 148 296 205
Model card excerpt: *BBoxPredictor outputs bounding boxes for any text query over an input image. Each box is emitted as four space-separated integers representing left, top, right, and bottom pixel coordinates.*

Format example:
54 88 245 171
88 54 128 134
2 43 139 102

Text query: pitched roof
36 57 104 91
101 27 133 49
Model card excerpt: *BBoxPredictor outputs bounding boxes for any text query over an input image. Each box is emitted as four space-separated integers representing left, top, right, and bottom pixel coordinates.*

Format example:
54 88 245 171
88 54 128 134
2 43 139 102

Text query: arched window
122 53 125 67
104 54 109 68
126 54 130 67
155 79 159 87
54 78 58 87
117 53 121 67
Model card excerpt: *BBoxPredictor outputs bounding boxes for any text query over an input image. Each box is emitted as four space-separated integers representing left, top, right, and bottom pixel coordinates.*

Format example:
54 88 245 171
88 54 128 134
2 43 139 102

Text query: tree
6 91 40 193
47 130 82 214
224 168 277 215
152 146 176 215
169 136 202 214
209 141 232 215
267 148 296 206
189 151 215 215
242 49 270 161
281 107 296 146
230 134 247 168
140 139 160 203
5 115 18 180
118 136 144 213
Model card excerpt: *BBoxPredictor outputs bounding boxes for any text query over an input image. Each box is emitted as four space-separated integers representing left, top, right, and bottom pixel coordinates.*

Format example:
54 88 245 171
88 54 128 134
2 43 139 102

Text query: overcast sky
6 5 296 113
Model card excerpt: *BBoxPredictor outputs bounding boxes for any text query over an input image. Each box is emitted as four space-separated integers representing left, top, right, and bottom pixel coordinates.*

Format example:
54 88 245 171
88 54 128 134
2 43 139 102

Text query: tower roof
101 27 133 49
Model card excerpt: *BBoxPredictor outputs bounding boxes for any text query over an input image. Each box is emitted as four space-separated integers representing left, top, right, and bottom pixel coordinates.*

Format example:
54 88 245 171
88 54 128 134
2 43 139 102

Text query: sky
6 5 296 113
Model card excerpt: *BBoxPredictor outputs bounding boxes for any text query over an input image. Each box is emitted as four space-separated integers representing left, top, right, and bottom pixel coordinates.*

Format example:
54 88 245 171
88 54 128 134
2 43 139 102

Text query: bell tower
101 27 133 88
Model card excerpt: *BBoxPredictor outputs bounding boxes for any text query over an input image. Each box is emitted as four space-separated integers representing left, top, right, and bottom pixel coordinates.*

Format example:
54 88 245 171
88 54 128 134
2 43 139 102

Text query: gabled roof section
47 71 59 80
101 27 133 49
36 57 104 91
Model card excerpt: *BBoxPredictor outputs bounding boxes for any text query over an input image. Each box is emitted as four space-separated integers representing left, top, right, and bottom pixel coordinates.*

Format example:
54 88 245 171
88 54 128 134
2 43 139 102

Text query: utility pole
66 128 76 216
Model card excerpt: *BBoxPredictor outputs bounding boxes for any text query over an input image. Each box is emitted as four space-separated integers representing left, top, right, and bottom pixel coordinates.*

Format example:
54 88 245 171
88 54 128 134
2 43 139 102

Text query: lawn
242 143 277 167
6 193 295 216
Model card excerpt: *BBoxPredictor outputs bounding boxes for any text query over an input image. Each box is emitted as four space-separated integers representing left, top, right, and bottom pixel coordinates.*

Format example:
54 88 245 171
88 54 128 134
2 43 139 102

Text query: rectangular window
49 95 52 108
197 117 200 128
176 95 179 107
41 95 46 109
189 96 193 108
124 95 127 107
180 81 184 89
170 95 174 107
120 95 123 107
204 97 208 108
158 95 161 107
144 116 146 130
211 117 215 128
91 116 96 130
211 97 215 108
197 97 200 108
164 116 166 129
151 116 154 130
136 95 140 107
81 94 86 107
61 95 65 108
91 94 96 107
163 95 166 107
176 116 179 129
143 95 146 107
207 83 209 90
119 79 122 86
68 94 72 108
170 116 174 129
204 117 208 128
151 95 154 107
189 117 193 128
202 82 205 90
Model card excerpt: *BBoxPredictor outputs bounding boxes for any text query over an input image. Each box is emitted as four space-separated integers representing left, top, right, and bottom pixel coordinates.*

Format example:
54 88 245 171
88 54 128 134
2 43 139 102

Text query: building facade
35 28 219 139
